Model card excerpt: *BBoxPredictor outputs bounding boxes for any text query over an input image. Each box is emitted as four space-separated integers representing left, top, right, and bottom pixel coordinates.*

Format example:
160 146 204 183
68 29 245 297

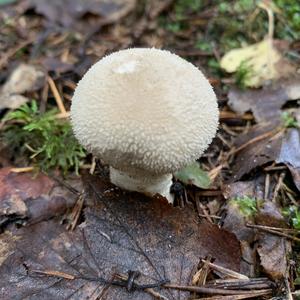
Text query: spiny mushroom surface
71 48 219 203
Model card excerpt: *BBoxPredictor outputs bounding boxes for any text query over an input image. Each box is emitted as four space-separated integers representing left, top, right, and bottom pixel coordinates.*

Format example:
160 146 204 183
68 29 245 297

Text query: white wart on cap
71 48 219 203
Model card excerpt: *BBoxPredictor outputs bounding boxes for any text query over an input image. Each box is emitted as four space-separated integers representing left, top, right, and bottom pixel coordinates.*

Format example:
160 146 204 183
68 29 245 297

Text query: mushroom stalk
110 167 174 203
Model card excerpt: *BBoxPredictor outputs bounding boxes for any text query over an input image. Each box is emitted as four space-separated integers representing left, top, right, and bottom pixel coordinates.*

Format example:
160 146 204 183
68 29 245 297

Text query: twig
201 259 249 280
192 256 213 285
163 284 272 296
66 192 85 231
246 224 300 242
228 127 283 157
272 172 286 202
47 76 67 114
192 289 272 299
10 166 34 173
30 269 75 280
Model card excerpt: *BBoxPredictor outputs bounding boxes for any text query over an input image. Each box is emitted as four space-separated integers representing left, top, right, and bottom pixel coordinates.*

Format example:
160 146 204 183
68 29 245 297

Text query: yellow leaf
220 39 283 87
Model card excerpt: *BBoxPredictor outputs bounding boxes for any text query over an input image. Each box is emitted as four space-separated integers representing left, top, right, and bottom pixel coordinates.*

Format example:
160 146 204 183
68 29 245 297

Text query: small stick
48 77 67 114
246 224 300 242
192 256 213 286
90 156 96 175
144 288 170 300
264 173 270 200
66 192 85 231
31 269 75 280
201 259 249 280
163 284 271 295
246 224 298 233
193 289 272 299
272 172 285 202
198 214 221 219
228 127 283 157
10 166 34 173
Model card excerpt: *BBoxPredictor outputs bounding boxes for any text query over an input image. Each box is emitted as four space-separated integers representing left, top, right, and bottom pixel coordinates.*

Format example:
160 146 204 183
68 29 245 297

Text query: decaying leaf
0 167 80 228
251 186 290 283
26 0 136 27
277 128 300 190
220 39 295 87
257 233 291 280
0 64 45 110
175 162 211 189
222 178 291 279
227 77 300 123
0 175 241 299
231 125 300 192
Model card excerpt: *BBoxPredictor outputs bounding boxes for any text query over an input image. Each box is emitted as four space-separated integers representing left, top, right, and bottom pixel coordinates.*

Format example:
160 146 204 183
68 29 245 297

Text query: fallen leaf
276 128 300 190
175 162 211 189
231 125 300 191
26 0 136 27
231 123 283 181
256 200 287 228
227 77 300 123
222 181 290 279
0 64 45 110
0 167 80 228
41 57 74 73
222 194 258 278
0 175 241 299
223 178 266 201
220 39 295 87
257 233 291 280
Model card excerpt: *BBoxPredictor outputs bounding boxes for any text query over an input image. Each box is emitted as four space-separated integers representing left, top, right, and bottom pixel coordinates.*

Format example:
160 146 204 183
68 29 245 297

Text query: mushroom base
110 167 174 203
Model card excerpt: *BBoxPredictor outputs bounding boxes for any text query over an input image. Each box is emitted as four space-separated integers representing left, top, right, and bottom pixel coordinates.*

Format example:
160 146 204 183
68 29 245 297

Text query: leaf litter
0 0 300 299
0 175 243 300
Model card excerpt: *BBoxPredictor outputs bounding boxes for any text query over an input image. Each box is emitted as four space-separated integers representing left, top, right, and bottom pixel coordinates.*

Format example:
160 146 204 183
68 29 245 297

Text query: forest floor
0 0 300 299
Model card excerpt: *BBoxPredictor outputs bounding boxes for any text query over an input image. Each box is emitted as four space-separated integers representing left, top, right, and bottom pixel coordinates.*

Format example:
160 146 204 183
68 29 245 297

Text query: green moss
231 196 257 217
281 111 299 129
282 205 300 229
3 101 86 175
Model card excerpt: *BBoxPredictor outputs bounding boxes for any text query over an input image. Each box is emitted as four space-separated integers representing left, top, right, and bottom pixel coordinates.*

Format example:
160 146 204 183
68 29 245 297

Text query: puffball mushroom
71 48 218 203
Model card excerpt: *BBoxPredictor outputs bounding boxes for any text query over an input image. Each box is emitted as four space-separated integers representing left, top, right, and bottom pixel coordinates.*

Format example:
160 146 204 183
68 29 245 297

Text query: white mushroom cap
71 48 218 201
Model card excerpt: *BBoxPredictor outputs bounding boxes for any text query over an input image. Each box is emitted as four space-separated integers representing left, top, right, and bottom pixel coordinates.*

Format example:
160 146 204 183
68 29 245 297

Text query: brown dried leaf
231 126 300 191
228 78 300 123
256 201 287 228
276 128 300 191
231 124 283 181
0 176 241 299
27 0 136 27
257 234 291 280
0 167 79 228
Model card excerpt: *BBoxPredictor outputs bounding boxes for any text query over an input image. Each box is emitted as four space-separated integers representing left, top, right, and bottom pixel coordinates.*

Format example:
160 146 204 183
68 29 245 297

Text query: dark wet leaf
276 128 300 190
175 162 211 189
231 125 300 192
0 167 80 228
41 57 74 73
231 124 283 181
256 201 287 228
0 176 241 299
228 78 300 123
222 178 289 279
26 0 136 27
222 196 257 278
257 234 291 280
